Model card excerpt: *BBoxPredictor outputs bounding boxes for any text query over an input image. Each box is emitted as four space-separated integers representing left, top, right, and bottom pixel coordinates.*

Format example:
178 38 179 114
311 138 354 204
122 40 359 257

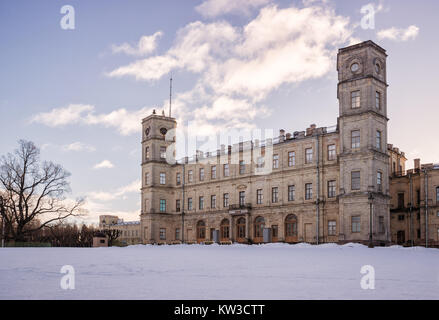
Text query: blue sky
1 0 438 224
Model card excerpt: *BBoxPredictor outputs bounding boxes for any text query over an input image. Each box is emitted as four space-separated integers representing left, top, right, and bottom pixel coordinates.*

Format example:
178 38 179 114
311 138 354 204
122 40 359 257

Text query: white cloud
88 179 140 201
112 31 163 56
31 104 154 136
377 25 419 41
93 160 114 169
62 142 96 152
195 0 272 18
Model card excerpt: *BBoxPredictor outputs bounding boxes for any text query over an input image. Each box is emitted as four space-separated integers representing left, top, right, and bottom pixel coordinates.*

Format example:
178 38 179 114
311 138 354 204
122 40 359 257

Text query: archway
285 214 298 243
236 217 246 243
254 216 265 243
196 220 206 243
220 219 230 241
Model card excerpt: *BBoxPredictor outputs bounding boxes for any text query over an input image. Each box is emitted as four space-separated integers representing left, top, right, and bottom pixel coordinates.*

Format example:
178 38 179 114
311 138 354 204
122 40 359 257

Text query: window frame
305 148 313 164
159 172 166 185
328 220 336 236
288 151 296 167
327 180 336 198
351 90 361 109
288 185 295 202
273 154 279 169
327 144 336 161
256 189 263 205
159 199 166 212
272 187 279 203
223 193 229 208
305 183 313 200
351 130 360 149
351 171 361 190
351 216 361 233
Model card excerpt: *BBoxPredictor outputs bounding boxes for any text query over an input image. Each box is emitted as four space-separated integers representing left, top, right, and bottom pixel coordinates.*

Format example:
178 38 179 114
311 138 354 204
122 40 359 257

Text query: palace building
133 40 439 246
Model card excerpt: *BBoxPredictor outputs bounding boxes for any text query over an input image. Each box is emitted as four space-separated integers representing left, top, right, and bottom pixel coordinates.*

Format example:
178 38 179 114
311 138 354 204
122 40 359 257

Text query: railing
229 203 252 210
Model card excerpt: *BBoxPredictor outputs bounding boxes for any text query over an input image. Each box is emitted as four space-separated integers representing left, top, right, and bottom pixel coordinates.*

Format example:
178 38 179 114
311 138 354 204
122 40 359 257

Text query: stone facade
139 41 395 246
99 215 142 245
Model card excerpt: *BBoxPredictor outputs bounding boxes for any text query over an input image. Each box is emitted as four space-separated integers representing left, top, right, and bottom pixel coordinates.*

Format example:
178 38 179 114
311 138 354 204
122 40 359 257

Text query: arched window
220 219 230 241
254 216 265 240
237 218 246 241
196 220 206 242
285 214 298 243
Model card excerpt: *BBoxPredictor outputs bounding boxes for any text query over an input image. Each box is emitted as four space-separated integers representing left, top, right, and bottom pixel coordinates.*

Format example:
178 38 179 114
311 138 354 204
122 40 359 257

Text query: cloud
195 0 272 18
112 31 163 56
88 179 140 201
31 104 154 136
62 142 96 152
93 160 114 169
377 25 419 41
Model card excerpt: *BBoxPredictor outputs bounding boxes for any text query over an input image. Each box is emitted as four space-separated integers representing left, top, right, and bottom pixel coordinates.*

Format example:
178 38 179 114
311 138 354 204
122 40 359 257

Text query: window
272 187 279 203
223 164 230 177
437 211 439 217
145 147 150 160
288 151 295 166
328 221 336 236
288 185 295 201
223 193 229 207
199 168 205 181
273 154 279 169
188 170 193 182
328 145 336 161
272 225 278 239
379 216 385 234
305 148 313 164
257 189 263 204
351 90 360 109
398 215 405 221
145 172 149 185
160 199 166 212
211 166 217 179
175 228 180 240
305 183 312 200
256 156 265 168
375 91 381 109
239 191 245 206
376 130 382 150
176 173 181 185
377 172 382 192
437 187 439 203
417 229 421 238
211 195 216 209
199 196 204 210
398 193 404 209
351 130 360 149
351 171 360 190
351 216 361 233
159 228 166 240
160 146 166 159
328 180 336 198
160 172 166 185
176 200 180 212
188 198 193 211
239 160 245 174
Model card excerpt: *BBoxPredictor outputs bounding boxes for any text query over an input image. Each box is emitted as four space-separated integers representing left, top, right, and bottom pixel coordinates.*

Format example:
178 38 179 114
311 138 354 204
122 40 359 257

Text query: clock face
351 63 359 72
160 127 167 136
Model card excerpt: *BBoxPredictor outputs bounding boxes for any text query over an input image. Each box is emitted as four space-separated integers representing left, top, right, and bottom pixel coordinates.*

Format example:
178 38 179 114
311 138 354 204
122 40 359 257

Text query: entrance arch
285 214 298 243
254 216 265 243
196 220 206 243
236 217 246 243
220 219 230 241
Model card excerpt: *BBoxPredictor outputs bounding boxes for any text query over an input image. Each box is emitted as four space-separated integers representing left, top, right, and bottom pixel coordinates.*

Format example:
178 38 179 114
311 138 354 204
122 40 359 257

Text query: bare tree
102 228 122 246
0 140 85 242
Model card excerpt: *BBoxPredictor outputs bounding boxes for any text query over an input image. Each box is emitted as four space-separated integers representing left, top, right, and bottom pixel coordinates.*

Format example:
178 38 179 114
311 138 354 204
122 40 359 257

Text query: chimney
279 129 285 142
286 133 292 140
414 159 420 171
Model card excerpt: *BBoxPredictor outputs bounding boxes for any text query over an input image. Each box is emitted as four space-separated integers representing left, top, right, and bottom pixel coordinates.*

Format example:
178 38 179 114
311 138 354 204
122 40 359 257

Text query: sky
1 0 438 224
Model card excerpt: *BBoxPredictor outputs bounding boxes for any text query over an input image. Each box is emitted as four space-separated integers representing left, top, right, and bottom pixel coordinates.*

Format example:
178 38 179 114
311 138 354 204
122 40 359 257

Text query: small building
92 232 108 247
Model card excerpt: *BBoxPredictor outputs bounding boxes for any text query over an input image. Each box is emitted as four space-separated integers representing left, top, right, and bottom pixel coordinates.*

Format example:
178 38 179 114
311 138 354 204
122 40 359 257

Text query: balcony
228 203 251 215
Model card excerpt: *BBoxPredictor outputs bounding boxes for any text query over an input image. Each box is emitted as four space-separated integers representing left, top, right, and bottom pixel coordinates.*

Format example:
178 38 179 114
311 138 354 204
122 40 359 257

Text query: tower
337 41 390 244
140 110 177 243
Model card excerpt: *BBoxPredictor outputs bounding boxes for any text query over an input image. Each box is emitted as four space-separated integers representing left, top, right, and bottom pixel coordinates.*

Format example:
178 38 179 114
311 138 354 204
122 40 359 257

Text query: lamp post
368 192 374 248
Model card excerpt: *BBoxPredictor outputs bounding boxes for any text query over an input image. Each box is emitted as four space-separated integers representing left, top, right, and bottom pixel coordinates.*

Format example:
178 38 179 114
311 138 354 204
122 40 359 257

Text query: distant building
98 215 142 245
92 232 108 247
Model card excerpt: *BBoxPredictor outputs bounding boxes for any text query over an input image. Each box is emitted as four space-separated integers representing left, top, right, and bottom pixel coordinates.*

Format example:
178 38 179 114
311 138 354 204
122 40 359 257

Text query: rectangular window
159 228 166 240
145 172 149 185
188 198 193 211
160 199 166 212
288 185 295 201
272 225 278 238
328 180 336 198
211 166 217 179
376 91 381 109
398 215 405 221
239 160 245 174
272 187 279 203
351 171 360 190
351 90 360 109
199 168 205 181
436 187 439 203
256 156 265 168
188 170 193 182
328 144 336 161
211 195 216 209
145 147 150 160
305 183 313 200
256 189 263 204
376 130 382 150
176 173 181 185
160 172 166 185
305 148 313 164
379 216 385 234
160 146 166 159
288 151 295 167
239 191 245 206
328 220 336 236
351 130 360 149
273 154 279 169
176 199 180 212
199 196 204 210
398 193 405 209
175 228 180 240
376 171 382 192
223 193 229 207
223 164 229 177
351 216 361 233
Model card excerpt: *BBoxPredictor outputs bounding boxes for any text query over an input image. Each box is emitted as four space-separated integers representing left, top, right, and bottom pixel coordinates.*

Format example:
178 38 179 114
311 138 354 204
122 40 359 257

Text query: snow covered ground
0 243 438 300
